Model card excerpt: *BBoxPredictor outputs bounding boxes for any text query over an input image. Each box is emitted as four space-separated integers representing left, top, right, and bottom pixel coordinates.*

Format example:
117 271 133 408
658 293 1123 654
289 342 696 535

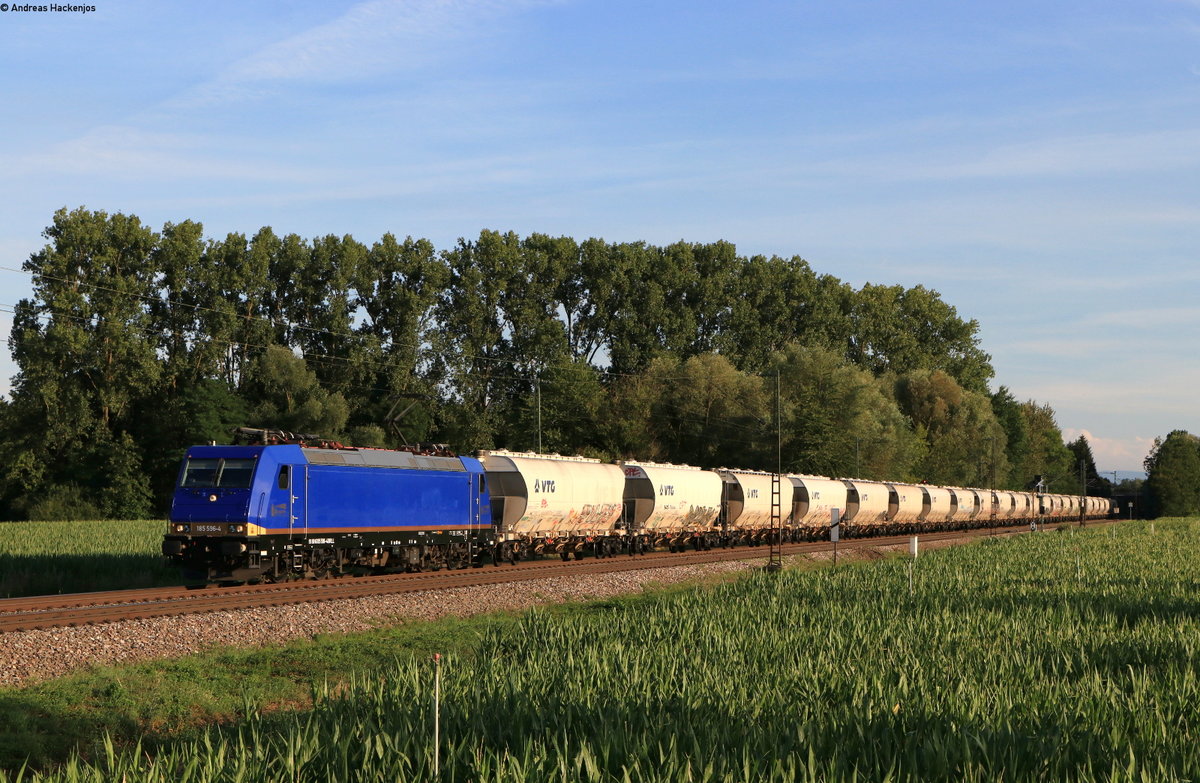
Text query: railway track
0 521 1099 633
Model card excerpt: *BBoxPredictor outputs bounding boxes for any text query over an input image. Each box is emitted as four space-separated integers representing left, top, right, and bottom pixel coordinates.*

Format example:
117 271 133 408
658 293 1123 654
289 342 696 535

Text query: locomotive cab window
277 465 290 489
180 458 256 488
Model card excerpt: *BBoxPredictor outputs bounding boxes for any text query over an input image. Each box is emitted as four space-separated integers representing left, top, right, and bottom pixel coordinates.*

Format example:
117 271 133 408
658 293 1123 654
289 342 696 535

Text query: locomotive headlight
174 523 190 533
208 494 218 502
229 524 245 534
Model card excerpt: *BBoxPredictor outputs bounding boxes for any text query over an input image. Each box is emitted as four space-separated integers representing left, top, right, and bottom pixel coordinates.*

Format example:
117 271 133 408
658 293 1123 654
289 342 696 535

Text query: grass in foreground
4 519 1200 782
0 520 180 598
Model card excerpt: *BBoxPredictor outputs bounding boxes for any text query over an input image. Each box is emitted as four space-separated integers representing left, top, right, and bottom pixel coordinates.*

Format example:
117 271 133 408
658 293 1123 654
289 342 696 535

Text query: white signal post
831 508 840 566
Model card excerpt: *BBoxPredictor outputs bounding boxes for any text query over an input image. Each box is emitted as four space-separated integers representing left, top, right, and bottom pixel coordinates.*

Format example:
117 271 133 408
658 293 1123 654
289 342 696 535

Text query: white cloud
1022 366 1200 422
1061 427 1156 473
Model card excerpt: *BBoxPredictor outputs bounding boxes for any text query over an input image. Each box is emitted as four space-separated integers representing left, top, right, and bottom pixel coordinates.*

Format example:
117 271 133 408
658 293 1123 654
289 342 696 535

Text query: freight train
162 429 1115 585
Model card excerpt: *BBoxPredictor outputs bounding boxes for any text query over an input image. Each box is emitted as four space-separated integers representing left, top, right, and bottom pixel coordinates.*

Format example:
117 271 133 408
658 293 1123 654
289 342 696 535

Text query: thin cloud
1074 307 1200 330
1024 369 1200 413
812 128 1200 183
3 126 326 183
171 0 557 107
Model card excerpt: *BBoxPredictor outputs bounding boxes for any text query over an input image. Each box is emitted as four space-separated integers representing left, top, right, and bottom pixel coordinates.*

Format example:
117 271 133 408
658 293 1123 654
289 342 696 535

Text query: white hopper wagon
480 451 624 559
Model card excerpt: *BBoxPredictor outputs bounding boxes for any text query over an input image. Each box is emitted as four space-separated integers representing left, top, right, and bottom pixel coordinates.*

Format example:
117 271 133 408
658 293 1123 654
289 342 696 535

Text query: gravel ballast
0 560 762 688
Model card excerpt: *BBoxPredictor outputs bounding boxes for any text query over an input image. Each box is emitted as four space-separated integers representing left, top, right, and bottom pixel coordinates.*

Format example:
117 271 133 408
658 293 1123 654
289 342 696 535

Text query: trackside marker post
831 508 840 566
433 653 441 777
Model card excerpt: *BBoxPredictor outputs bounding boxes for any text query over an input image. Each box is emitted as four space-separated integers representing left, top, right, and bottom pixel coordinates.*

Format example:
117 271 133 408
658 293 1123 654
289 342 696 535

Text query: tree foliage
1143 430 1200 517
894 369 1007 487
1066 435 1112 499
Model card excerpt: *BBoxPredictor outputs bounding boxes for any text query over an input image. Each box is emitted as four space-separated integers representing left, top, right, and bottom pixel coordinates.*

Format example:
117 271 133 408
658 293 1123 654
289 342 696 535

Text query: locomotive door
290 464 309 539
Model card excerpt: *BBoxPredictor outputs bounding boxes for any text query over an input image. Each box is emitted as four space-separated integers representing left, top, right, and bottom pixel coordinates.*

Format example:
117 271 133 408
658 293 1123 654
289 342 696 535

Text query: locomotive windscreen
180 458 256 488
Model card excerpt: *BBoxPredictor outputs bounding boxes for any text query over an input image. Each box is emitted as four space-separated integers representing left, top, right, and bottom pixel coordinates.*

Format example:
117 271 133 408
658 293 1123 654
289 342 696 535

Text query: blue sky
1 0 1197 473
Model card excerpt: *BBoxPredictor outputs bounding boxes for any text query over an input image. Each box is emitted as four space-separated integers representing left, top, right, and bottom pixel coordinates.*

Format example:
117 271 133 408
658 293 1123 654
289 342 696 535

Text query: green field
0 520 181 598
4 519 1199 782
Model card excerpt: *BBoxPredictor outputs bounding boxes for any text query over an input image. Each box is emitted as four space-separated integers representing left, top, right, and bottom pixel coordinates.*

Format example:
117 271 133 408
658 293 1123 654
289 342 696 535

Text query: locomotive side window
278 465 290 489
180 458 256 488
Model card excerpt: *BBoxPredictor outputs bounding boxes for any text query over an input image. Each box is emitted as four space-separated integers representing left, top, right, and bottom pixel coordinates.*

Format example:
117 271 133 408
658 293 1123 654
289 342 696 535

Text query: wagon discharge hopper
964 488 990 526
944 488 976 527
994 490 1018 522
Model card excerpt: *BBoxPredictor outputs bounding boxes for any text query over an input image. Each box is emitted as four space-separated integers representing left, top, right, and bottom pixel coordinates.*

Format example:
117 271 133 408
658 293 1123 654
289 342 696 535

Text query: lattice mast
767 371 784 570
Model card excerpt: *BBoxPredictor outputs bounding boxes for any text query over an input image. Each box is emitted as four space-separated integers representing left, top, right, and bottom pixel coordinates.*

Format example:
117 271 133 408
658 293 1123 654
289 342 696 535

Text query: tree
134 378 249 508
288 234 368 394
11 207 161 433
434 231 518 449
1016 401 1075 493
848 284 993 392
98 432 155 519
241 346 349 436
351 233 448 442
5 207 162 516
720 255 816 371
504 356 608 456
776 344 924 480
895 369 1008 487
1143 430 1200 517
990 386 1028 489
603 241 673 375
639 352 768 469
1066 435 1112 498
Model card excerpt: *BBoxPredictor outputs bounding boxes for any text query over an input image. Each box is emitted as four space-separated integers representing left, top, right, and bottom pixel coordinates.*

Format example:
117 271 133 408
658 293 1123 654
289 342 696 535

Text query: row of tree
0 207 1109 520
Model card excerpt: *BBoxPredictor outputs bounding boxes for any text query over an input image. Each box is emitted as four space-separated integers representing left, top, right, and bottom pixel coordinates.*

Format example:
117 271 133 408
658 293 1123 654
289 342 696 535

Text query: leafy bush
24 485 102 523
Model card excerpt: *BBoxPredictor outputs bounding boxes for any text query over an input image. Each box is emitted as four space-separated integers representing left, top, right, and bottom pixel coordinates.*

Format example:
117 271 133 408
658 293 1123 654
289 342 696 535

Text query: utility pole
1078 459 1086 526
536 375 542 453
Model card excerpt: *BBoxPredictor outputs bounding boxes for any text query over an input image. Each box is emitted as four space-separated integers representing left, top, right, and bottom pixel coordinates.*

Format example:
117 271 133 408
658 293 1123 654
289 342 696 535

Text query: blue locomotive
162 431 492 585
